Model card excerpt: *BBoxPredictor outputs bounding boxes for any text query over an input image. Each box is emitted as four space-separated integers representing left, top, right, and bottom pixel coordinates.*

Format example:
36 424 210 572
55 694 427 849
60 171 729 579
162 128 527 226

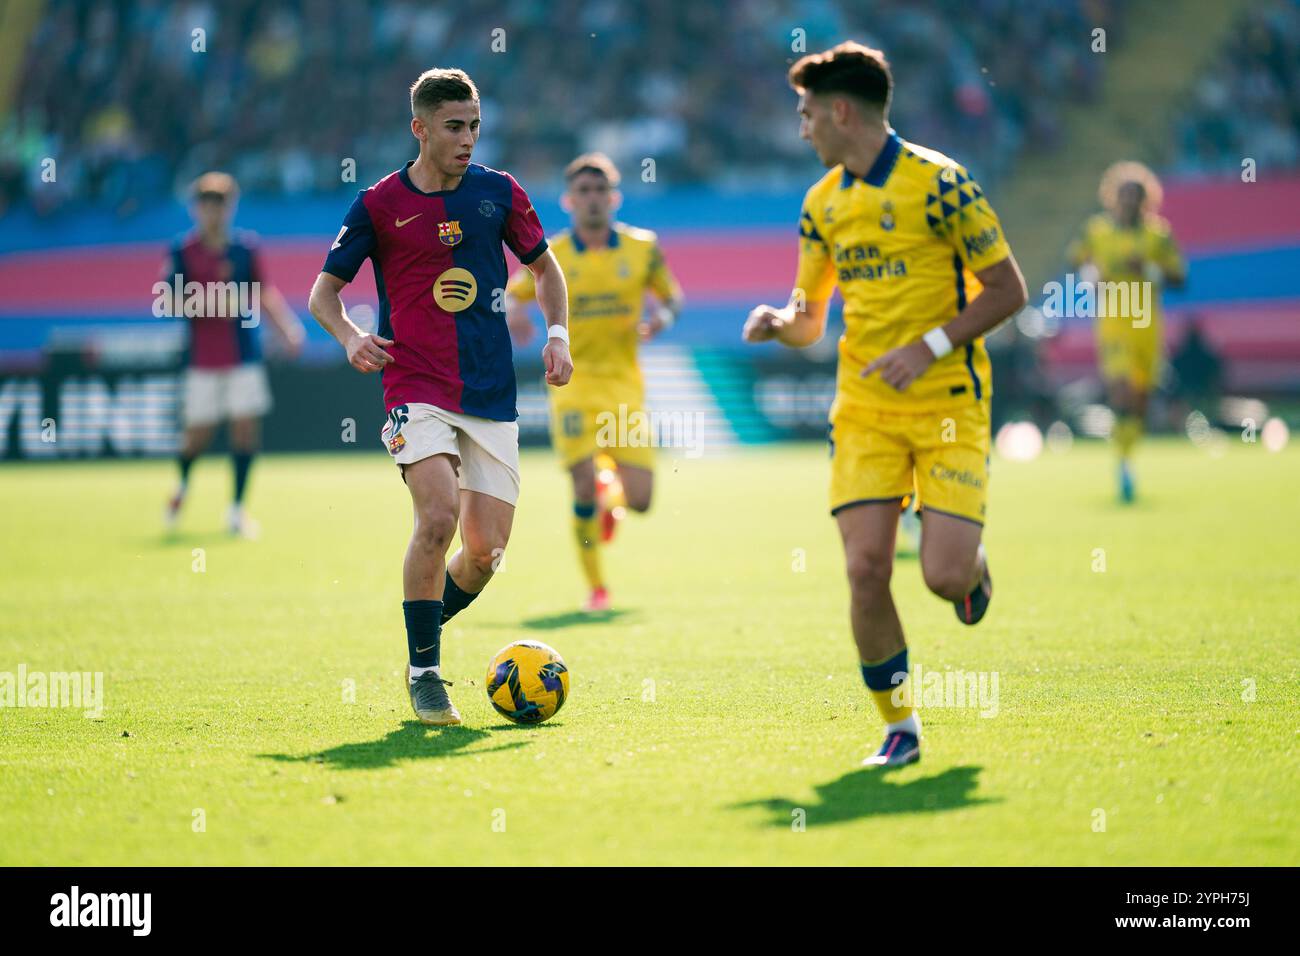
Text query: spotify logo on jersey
433 267 477 312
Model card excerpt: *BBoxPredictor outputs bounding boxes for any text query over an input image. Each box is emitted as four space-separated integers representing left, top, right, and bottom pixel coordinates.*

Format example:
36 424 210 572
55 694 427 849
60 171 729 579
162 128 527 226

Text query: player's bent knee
465 539 506 576
921 560 972 602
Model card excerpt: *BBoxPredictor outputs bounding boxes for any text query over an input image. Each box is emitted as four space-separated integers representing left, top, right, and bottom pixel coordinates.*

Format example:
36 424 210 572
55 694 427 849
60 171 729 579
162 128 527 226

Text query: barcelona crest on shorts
438 220 463 246
383 404 409 455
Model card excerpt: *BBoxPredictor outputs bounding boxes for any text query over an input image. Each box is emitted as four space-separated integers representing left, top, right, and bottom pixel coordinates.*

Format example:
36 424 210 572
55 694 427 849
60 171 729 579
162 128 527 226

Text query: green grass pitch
1 438 1296 865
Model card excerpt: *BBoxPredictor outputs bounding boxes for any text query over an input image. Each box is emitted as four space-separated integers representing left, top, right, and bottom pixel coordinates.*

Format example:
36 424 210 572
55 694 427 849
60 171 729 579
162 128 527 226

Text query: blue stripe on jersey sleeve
322 193 377 282
518 237 548 265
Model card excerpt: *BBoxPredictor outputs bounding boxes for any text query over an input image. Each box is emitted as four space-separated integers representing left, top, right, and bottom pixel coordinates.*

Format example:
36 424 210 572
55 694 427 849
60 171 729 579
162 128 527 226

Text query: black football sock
440 570 481 624
177 453 196 488
404 599 444 671
232 452 254 504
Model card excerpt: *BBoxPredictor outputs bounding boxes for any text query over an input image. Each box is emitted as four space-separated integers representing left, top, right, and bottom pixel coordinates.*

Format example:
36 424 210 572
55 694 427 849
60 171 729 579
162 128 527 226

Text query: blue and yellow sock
860 647 918 733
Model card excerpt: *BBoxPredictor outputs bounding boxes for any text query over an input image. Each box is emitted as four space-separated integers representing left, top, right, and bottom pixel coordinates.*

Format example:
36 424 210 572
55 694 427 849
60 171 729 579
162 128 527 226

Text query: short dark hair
190 171 238 203
564 152 621 187
410 68 479 116
788 42 892 113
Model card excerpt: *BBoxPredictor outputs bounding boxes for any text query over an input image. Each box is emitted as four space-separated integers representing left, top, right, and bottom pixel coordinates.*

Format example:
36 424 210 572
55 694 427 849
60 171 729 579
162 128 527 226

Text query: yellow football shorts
1097 325 1161 391
829 399 991 525
549 379 655 470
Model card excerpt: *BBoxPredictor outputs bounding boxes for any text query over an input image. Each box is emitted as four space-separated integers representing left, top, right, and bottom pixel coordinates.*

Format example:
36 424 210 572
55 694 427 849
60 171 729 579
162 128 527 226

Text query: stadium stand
1 0 1298 459
2 0 1118 212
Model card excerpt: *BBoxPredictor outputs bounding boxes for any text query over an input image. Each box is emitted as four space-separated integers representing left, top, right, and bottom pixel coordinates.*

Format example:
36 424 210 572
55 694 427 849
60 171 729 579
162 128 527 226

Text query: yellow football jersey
1067 213 1184 328
507 222 681 386
795 130 1011 412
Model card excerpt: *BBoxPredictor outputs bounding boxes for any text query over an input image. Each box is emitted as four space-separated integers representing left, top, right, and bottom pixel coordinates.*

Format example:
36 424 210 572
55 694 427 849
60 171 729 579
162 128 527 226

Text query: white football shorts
182 363 272 428
380 401 520 506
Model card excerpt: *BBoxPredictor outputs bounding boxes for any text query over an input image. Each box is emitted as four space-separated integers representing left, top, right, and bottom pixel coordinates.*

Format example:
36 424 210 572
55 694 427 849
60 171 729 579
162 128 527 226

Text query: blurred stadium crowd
1172 0 1300 174
4 0 1122 214
6 0 1300 219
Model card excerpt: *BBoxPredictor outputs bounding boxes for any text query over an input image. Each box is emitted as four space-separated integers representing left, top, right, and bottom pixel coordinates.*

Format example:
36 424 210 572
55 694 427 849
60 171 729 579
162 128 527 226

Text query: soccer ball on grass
485 640 569 724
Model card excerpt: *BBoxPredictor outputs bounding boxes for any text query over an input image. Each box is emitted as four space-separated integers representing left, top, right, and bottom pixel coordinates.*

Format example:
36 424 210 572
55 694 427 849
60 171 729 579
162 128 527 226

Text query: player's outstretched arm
307 271 393 374
529 249 573 386
742 293 829 348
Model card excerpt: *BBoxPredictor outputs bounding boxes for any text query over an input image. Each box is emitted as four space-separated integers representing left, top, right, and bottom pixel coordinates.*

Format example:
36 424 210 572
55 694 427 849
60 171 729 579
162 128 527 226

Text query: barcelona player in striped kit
163 172 305 537
309 69 572 726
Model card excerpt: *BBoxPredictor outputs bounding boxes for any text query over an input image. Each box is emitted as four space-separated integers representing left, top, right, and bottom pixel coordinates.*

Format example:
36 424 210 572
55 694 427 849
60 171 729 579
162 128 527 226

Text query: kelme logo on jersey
433 267 478 312
963 226 1001 260
437 220 463 246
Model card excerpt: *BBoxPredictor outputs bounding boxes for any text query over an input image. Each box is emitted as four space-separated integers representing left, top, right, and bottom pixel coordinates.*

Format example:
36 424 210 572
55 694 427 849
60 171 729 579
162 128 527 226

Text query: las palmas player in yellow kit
745 43 1027 767
507 153 683 611
1068 161 1186 503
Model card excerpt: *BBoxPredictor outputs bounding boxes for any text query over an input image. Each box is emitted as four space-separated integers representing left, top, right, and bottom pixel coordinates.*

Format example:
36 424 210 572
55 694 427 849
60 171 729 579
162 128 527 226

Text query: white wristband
923 327 953 359
655 305 676 329
547 324 569 345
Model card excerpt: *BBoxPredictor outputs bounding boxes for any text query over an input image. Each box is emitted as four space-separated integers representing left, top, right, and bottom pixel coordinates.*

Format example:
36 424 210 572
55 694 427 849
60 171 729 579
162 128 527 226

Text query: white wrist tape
655 305 676 329
547 324 569 345
923 327 954 359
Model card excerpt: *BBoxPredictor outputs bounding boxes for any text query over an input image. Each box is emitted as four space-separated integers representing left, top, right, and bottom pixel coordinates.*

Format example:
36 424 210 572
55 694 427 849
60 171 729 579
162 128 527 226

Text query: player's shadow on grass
481 608 637 631
732 764 994 827
260 722 528 770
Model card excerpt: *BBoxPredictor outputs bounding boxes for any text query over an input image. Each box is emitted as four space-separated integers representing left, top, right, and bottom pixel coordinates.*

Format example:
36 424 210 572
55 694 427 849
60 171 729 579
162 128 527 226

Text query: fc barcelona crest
438 220 463 246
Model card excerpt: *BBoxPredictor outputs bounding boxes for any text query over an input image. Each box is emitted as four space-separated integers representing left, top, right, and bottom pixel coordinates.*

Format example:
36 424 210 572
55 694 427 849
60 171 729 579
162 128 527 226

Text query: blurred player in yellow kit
507 153 683 611
1068 161 1186 503
745 43 1027 768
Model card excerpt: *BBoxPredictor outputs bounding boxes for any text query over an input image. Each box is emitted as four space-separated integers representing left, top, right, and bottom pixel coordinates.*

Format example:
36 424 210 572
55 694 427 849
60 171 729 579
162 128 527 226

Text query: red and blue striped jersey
168 230 265 370
322 161 548 421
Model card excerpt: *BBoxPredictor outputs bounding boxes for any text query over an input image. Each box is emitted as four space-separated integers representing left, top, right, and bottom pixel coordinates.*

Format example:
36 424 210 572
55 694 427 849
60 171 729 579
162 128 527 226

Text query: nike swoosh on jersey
395 214 423 228
416 644 435 653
